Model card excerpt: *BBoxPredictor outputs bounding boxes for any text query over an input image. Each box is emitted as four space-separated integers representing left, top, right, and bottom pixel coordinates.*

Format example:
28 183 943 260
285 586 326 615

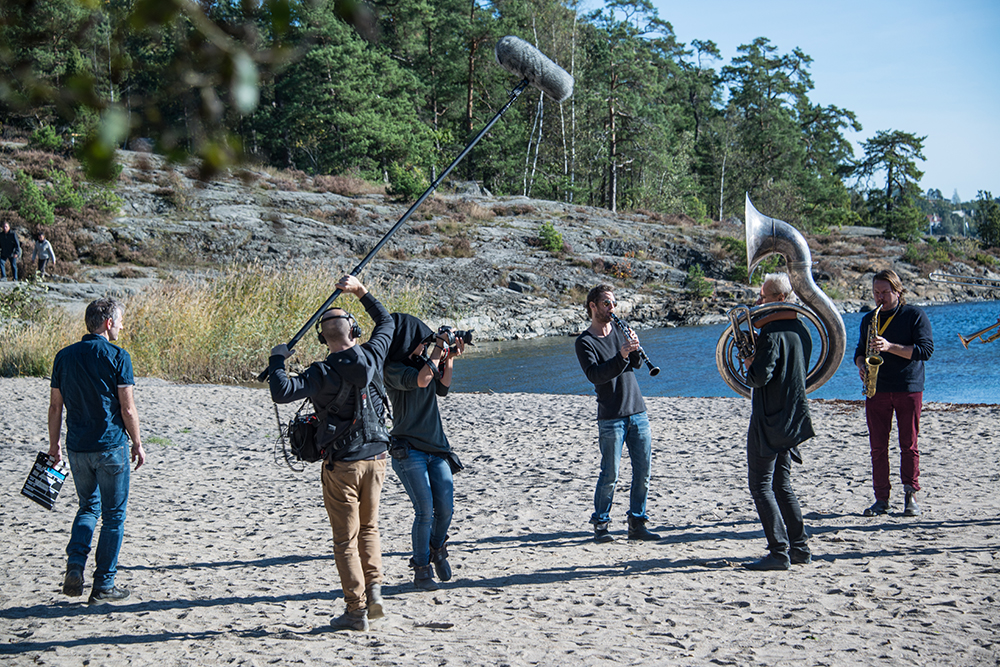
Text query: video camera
423 325 474 349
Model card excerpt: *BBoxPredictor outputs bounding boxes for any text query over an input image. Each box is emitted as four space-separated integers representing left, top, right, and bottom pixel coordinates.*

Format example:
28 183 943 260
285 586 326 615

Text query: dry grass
11 149 72 180
118 262 428 383
313 174 385 196
1 263 428 384
310 206 361 226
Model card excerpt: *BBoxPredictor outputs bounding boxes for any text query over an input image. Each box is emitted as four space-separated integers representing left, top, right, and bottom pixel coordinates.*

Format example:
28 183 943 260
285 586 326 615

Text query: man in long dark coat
742 272 815 571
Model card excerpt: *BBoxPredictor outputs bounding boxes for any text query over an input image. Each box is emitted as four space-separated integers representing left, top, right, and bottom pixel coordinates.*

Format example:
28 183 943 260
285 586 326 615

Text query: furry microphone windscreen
494 36 574 103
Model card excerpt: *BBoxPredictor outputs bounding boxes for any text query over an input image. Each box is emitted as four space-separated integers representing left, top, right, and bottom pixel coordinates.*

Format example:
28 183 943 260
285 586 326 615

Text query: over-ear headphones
316 310 363 345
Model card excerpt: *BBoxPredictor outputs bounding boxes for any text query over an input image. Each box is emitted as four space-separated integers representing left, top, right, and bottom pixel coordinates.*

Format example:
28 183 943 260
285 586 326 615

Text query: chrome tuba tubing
715 194 847 398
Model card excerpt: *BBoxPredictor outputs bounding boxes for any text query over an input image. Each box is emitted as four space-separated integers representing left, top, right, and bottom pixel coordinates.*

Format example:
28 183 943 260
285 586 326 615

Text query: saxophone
862 304 883 398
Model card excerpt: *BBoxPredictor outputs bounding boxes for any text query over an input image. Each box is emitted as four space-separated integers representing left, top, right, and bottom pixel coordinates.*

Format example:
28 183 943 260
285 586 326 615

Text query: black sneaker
88 585 130 605
863 499 890 517
789 548 812 565
627 516 661 541
63 568 84 597
593 522 615 543
744 553 791 571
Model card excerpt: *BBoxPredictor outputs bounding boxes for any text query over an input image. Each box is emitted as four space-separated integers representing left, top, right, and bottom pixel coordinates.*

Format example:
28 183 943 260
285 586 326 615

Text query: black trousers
747 443 807 558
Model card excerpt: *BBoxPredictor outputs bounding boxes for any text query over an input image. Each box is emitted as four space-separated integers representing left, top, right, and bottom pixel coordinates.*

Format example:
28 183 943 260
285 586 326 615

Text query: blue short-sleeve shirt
51 334 135 452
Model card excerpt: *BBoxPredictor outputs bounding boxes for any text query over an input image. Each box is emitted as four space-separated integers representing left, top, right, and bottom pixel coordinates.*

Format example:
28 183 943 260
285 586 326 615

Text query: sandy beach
1 376 998 666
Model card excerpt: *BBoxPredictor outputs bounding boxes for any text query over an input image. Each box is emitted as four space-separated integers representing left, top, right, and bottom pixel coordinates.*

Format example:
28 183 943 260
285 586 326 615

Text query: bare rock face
15 150 1000 340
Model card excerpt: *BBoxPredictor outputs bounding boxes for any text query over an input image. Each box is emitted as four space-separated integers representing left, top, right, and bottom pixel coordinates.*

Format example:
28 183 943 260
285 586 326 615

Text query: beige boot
331 607 369 631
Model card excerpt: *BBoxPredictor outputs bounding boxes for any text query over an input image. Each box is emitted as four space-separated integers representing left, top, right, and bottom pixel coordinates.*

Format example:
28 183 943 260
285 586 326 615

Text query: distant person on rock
33 231 56 278
575 284 659 543
1 220 21 281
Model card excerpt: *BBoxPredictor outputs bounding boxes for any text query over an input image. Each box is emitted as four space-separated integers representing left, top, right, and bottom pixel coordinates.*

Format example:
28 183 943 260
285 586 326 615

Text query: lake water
451 301 1000 404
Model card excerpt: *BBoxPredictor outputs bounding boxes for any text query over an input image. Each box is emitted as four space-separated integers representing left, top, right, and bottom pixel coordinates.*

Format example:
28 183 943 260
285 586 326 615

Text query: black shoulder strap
368 372 391 422
326 377 354 418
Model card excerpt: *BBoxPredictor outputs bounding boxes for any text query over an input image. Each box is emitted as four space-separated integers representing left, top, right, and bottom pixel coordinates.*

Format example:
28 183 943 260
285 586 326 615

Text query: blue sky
640 0 1000 201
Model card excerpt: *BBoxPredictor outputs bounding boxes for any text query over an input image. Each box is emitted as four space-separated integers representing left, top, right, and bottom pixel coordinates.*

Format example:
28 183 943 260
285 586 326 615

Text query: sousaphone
715 194 847 398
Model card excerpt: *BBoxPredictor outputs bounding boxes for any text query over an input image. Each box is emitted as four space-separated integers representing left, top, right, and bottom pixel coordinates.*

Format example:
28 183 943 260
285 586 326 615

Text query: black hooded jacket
268 293 393 461
385 312 434 368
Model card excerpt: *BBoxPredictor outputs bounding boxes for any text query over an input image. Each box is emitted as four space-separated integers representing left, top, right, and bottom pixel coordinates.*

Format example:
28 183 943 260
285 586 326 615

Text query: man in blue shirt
48 297 145 605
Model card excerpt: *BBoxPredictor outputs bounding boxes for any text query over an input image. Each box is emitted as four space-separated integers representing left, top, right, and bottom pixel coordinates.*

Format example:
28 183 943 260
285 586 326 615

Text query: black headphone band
317 311 362 342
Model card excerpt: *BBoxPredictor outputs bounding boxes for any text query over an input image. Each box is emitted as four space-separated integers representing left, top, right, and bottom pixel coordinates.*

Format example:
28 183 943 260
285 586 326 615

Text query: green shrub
727 264 749 283
749 255 785 285
902 241 948 265
387 162 428 201
0 279 48 321
684 196 709 224
47 169 85 209
821 282 846 300
85 182 122 214
538 220 564 252
14 170 55 226
685 264 713 298
28 126 63 152
974 252 996 267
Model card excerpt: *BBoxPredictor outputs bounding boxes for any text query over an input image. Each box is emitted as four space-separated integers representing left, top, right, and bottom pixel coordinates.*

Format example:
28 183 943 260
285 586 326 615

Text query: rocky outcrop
10 150 1000 339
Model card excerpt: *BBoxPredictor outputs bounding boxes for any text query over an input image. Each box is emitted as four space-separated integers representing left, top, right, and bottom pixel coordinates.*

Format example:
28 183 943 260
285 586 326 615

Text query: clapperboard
21 452 67 510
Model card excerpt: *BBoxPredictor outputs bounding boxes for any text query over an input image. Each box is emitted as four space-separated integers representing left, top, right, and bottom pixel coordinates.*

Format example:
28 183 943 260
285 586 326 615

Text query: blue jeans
591 412 652 525
1 257 16 280
391 448 453 567
747 445 806 559
66 444 131 591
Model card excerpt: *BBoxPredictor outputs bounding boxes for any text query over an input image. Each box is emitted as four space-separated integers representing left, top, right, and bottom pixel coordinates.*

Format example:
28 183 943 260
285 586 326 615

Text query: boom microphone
258 37 562 383
495 35 574 103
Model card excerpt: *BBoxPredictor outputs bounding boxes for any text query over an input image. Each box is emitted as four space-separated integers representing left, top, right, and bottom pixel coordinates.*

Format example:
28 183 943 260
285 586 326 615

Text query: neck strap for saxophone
876 312 896 336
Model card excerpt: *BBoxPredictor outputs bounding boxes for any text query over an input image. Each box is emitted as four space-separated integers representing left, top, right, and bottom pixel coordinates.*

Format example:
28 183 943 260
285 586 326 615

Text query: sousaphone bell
715 195 847 398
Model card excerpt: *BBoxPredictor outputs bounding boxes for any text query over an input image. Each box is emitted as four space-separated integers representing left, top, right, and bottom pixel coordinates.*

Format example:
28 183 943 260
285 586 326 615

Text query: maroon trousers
865 391 922 501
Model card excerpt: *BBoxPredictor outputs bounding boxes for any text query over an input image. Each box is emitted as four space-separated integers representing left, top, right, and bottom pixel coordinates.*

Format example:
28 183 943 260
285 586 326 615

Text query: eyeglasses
601 299 616 307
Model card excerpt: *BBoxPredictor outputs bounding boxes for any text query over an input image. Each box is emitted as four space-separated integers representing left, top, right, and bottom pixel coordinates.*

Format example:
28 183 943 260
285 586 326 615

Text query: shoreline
1 378 998 666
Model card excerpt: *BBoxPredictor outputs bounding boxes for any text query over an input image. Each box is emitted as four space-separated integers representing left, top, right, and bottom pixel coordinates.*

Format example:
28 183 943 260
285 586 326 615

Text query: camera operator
384 316 466 591
267 275 393 632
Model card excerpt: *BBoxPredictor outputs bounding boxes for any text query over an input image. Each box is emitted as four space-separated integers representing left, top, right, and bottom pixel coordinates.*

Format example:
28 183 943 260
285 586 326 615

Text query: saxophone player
853 270 934 517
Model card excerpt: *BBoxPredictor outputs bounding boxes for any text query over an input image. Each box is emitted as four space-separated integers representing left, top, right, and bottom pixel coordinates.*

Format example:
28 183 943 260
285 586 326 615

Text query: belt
362 452 388 461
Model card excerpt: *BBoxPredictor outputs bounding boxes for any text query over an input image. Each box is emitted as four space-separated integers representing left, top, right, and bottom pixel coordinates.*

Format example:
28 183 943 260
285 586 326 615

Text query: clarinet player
575 285 659 543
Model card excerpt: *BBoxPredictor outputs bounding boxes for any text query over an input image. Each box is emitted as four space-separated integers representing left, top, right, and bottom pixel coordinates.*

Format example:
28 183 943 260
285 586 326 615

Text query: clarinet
609 313 660 377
